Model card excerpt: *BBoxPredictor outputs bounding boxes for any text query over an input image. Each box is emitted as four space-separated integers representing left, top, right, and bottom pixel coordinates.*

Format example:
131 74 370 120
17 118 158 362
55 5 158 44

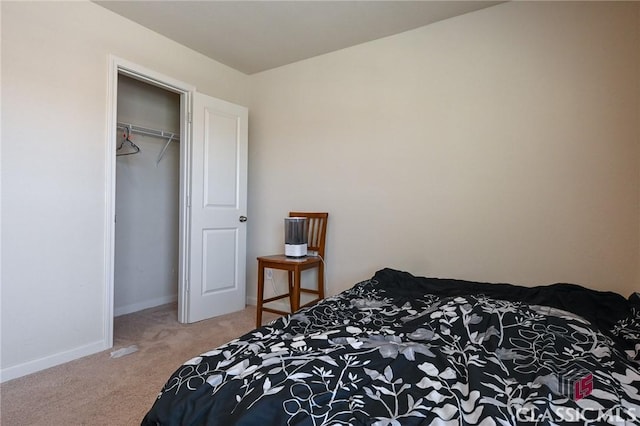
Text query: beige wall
247 1 640 301
1 1 249 379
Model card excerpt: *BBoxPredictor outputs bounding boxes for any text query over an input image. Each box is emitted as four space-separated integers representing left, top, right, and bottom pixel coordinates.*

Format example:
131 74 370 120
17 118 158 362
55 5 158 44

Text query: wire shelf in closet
116 122 180 163
117 122 180 142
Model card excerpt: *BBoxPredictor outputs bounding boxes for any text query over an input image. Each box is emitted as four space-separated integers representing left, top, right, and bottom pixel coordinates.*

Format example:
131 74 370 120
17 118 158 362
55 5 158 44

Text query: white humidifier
284 217 308 258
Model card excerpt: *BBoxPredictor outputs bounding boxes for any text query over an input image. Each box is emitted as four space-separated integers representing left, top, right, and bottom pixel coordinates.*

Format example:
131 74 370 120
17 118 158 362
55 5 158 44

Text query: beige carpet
0 304 279 425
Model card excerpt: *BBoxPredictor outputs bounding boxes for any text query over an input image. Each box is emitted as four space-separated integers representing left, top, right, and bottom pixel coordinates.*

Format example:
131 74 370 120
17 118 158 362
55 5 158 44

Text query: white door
186 93 248 323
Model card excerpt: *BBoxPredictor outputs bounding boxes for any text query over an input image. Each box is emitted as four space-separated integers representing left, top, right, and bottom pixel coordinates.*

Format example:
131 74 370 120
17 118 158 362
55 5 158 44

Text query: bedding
142 268 640 425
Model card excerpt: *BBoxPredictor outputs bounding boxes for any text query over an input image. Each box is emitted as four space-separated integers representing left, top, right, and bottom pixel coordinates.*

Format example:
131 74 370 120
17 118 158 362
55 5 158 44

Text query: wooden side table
256 254 324 327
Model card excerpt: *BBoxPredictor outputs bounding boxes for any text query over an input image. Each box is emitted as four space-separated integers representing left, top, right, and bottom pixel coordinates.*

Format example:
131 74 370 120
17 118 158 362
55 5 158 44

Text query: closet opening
106 56 248 351
113 73 182 342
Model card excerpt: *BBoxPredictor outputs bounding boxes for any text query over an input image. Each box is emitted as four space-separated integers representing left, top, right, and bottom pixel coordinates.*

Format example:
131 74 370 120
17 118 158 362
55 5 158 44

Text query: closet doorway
114 74 181 318
105 57 248 350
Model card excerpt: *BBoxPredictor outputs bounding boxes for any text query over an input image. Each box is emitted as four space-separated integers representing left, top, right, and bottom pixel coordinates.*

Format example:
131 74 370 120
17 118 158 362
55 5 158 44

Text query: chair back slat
289 212 328 258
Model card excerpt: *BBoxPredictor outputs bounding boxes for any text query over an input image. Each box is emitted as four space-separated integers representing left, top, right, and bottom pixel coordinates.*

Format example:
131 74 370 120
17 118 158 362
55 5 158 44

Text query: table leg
318 263 324 300
256 262 265 328
288 270 294 313
291 267 301 313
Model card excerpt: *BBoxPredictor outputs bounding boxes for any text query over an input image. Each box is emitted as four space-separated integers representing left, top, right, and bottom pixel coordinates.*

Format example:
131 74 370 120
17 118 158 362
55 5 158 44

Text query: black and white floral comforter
142 268 640 425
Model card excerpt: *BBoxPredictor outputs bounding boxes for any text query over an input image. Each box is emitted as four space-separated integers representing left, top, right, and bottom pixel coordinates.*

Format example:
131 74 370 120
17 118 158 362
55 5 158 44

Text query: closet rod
117 122 180 142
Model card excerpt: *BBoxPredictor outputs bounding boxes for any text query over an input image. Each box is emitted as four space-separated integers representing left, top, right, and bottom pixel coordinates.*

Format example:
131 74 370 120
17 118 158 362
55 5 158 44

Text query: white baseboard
114 295 178 317
0 340 107 383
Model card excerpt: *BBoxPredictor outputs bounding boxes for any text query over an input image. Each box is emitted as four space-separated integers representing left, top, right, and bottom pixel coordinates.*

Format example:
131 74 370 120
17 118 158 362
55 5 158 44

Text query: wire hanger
116 126 141 156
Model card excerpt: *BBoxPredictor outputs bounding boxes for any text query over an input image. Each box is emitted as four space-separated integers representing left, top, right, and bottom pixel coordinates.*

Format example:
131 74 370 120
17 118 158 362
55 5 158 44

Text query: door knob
239 216 247 222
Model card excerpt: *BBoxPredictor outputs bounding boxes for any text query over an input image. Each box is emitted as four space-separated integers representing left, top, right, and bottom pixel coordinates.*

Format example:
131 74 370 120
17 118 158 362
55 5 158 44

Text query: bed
142 268 640 425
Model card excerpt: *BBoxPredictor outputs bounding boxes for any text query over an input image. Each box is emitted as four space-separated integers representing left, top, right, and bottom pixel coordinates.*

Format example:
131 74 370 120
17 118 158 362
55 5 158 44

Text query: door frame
104 56 194 348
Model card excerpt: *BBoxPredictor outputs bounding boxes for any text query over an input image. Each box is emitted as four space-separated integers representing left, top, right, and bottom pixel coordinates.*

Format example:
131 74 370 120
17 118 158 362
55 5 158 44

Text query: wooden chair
256 212 328 327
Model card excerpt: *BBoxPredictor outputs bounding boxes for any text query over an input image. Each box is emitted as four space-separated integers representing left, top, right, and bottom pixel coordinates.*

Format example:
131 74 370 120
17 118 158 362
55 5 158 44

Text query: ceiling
95 1 502 75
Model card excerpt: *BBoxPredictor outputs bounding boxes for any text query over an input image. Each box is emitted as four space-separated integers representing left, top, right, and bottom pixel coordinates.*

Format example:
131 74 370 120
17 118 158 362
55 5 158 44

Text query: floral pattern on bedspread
613 306 640 363
143 272 640 425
